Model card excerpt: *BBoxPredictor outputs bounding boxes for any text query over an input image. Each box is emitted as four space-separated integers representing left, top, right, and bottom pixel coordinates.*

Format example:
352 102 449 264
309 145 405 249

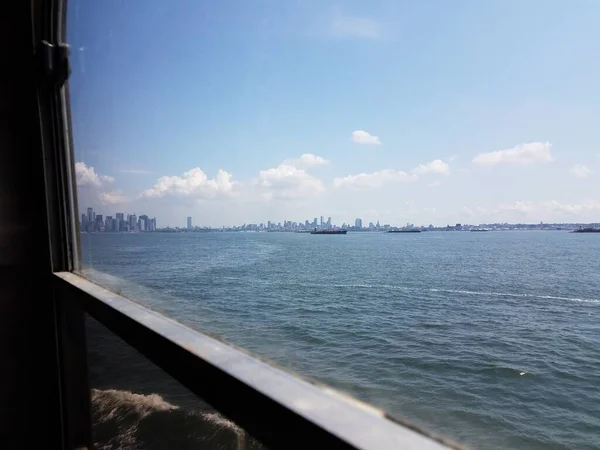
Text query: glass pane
86 314 265 450
68 1 600 449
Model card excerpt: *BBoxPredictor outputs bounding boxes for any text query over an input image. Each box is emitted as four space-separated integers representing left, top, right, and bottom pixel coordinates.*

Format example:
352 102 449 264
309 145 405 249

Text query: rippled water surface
81 231 600 449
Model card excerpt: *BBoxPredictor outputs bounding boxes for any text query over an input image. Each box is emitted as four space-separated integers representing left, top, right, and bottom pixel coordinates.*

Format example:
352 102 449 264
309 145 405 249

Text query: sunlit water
81 231 600 449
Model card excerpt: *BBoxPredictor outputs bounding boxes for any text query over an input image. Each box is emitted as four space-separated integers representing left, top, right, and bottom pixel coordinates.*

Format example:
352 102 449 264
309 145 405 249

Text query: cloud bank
352 130 381 145
473 142 553 166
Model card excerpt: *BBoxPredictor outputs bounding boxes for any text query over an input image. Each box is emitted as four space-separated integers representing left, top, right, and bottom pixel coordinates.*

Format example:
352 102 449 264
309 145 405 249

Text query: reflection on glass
86 315 265 450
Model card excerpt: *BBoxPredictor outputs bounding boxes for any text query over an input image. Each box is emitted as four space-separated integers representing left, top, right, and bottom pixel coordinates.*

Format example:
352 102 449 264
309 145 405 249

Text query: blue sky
68 0 600 227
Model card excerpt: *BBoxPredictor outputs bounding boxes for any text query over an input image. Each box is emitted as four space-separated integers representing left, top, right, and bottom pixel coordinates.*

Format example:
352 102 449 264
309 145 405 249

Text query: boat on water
572 227 600 233
470 228 489 232
388 229 421 233
310 229 347 235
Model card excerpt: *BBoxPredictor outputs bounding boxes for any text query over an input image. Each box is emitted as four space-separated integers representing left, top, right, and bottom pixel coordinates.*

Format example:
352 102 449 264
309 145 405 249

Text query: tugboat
572 226 600 233
388 225 421 233
310 228 347 235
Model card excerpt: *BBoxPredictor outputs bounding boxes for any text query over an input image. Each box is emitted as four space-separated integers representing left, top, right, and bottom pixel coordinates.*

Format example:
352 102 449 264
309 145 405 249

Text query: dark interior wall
0 2 63 448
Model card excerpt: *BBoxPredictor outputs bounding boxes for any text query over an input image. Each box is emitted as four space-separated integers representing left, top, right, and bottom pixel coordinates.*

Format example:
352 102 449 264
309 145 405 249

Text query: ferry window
85 315 265 450
66 1 600 449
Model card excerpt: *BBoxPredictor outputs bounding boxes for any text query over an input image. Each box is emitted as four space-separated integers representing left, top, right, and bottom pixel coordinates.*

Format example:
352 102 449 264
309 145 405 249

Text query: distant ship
470 228 489 232
310 229 347 235
572 227 600 233
388 229 421 233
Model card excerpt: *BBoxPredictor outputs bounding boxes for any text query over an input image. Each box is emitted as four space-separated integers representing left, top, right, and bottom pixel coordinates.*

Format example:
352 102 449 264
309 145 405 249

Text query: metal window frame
55 272 457 450
34 0 460 449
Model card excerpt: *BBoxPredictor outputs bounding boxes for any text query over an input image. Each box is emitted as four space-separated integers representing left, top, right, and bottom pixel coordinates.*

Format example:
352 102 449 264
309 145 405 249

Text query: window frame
39 1 459 448
56 272 458 450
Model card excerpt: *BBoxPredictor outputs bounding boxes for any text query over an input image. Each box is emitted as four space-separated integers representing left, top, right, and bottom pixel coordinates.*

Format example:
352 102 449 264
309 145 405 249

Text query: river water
81 231 600 449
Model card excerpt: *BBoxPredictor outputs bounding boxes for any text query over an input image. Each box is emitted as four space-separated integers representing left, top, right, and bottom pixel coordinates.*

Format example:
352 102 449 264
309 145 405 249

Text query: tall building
105 216 113 232
115 212 124 231
355 218 362 228
139 214 149 232
327 217 332 228
87 207 93 222
187 216 192 230
129 213 137 231
320 216 324 227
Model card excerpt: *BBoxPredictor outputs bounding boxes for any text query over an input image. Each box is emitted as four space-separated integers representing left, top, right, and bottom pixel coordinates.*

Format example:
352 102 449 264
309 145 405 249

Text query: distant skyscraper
87 207 93 222
320 216 324 227
115 213 124 231
355 218 362 228
139 214 149 232
187 216 192 230
327 217 331 228
130 213 137 231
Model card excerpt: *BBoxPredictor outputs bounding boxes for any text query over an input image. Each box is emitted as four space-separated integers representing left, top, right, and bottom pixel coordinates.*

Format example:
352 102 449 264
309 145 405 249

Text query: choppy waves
328 283 600 304
92 389 264 450
81 231 600 450
246 279 600 305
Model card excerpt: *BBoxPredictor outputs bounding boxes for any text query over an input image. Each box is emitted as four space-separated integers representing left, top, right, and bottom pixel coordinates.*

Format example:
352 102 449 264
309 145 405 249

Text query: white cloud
497 201 534 213
333 170 418 189
100 190 128 205
352 130 381 145
570 164 591 179
256 164 325 200
330 16 383 39
75 162 114 187
142 168 235 199
427 180 442 188
412 159 451 176
286 153 329 168
542 200 600 215
472 142 553 166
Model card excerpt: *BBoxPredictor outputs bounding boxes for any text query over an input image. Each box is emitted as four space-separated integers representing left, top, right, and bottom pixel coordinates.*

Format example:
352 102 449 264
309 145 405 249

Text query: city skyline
80 206 598 233
69 2 600 227
81 207 156 233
